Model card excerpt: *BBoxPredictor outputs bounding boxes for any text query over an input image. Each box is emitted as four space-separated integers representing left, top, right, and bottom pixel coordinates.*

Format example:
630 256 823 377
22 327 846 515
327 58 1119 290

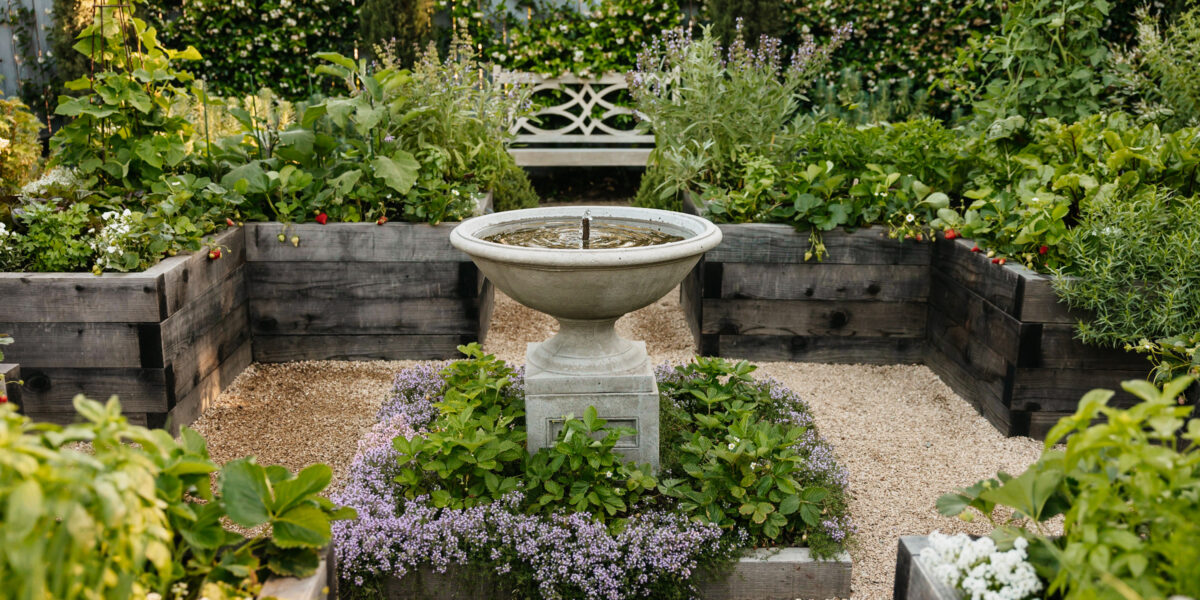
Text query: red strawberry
0 395 7 403
991 257 1001 264
1038 245 1049 255
915 234 923 242
208 248 221 260
998 258 1006 265
944 229 958 240
971 245 981 253
226 217 236 227
377 216 388 225
315 212 328 225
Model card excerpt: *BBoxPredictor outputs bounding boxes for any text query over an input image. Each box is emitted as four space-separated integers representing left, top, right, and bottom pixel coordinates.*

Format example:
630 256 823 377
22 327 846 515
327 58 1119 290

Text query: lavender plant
628 21 851 207
335 350 853 599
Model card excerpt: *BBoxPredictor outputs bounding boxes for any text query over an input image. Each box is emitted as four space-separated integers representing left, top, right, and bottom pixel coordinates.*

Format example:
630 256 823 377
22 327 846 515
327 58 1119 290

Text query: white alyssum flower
19 166 83 200
919 531 1043 600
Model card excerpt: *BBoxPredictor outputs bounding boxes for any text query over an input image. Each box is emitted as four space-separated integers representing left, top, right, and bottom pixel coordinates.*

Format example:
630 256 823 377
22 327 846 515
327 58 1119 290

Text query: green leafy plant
525 406 657 520
50 9 202 197
0 395 354 600
944 0 1124 125
1130 335 1200 385
392 343 526 508
937 376 1200 600
14 200 93 271
0 96 44 195
1123 5 1200 131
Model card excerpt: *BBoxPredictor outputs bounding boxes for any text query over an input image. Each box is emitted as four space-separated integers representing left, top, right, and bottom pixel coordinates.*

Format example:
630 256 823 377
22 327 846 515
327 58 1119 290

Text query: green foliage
525 406 657 520
938 377 1200 600
448 0 682 77
1053 188 1200 347
1131 334 1200 385
805 69 953 125
145 0 356 99
0 97 43 195
631 25 847 205
657 358 846 550
1125 5 1200 131
0 395 353 600
359 0 434 67
945 0 1123 125
703 0 786 49
50 11 201 197
392 344 526 509
15 200 92 271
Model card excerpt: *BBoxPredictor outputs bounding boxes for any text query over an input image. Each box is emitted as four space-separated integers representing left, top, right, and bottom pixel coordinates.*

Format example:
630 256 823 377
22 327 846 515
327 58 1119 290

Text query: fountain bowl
450 206 721 375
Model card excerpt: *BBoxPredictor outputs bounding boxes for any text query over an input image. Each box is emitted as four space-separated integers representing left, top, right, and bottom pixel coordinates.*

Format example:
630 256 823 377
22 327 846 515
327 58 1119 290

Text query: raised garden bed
681 224 1189 439
4 219 494 427
925 237 1160 438
682 223 930 364
245 222 493 361
379 549 852 600
0 227 250 429
894 536 958 600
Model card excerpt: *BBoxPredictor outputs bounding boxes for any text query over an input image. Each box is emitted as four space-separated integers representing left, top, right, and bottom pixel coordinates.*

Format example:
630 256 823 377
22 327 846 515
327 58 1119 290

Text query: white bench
499 72 654 167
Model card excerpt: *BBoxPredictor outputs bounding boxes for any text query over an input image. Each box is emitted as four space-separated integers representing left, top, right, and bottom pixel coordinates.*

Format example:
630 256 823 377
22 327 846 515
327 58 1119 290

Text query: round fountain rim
450 206 722 268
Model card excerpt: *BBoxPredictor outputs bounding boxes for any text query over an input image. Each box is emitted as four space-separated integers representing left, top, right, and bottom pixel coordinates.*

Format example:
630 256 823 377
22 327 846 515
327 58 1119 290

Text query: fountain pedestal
524 331 659 468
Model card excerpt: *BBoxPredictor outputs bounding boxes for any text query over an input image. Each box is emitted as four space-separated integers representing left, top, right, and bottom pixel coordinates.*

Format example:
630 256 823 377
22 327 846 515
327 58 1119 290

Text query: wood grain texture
19 367 169 413
1010 368 1148 412
167 303 251 400
695 548 852 600
144 228 246 318
246 261 464 300
895 537 960 600
250 297 481 336
715 335 925 364
0 272 162 323
717 263 928 302
0 322 145 368
1018 273 1081 324
167 340 252 432
1033 324 1147 370
702 299 926 337
252 334 471 362
245 222 468 262
707 224 931 265
680 261 704 348
161 267 248 371
933 238 1022 316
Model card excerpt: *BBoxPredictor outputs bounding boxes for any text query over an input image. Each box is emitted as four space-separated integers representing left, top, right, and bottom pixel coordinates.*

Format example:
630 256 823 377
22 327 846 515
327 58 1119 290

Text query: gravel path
194 289 1049 599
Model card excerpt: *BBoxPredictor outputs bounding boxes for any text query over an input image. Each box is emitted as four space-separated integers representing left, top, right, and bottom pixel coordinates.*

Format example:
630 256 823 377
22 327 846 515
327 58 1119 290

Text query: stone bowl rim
450 206 722 268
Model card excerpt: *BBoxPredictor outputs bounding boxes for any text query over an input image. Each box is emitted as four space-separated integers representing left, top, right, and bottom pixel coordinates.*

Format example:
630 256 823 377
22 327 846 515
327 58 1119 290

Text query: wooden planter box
925 238 1158 437
244 222 493 362
894 536 959 600
0 228 251 429
381 548 851 600
683 223 931 364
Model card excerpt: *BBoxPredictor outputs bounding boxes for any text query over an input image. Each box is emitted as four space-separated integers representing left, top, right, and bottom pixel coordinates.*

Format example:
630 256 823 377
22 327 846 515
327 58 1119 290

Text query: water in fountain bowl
483 219 685 249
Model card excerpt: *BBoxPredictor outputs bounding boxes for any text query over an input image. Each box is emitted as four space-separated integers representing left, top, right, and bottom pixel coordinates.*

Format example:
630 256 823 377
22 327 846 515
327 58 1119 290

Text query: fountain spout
582 210 591 249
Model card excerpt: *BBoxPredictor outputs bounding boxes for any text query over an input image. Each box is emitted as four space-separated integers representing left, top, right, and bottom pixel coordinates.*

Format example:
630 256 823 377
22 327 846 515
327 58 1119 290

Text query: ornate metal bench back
497 72 654 146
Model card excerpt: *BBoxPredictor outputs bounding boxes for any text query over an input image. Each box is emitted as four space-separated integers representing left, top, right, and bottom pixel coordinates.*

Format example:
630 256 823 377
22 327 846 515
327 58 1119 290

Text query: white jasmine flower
906 213 915 223
727 443 736 451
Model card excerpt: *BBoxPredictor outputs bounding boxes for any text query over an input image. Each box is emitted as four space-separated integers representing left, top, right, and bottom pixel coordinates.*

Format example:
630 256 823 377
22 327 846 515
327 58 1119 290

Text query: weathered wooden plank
1026 411 1074 441
924 304 1011 383
1018 273 1079 324
160 267 248 370
18 367 169 413
1033 325 1148 370
695 548 852 600
929 269 1027 368
144 228 246 318
933 238 1022 316
896 537 960 600
719 263 929 302
701 299 926 337
680 261 704 348
25 411 149 427
166 340 252 431
716 335 925 364
0 272 162 323
246 261 465 300
250 297 480 336
0 322 145 368
245 223 468 262
707 224 931 265
253 334 470 362
1010 368 1149 412
168 303 251 399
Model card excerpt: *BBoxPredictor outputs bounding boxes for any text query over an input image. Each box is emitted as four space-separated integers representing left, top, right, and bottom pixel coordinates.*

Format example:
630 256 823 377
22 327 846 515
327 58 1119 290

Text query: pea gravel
193 289 1053 599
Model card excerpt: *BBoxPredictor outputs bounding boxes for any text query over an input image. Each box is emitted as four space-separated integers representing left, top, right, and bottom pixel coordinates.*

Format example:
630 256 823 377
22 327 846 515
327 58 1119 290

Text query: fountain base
524 341 660 470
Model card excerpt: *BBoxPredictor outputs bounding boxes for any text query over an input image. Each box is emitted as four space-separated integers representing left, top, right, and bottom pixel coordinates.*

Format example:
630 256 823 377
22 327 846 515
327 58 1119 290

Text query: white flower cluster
920 531 1043 600
0 136 10 153
19 166 83 200
89 209 141 272
0 222 22 269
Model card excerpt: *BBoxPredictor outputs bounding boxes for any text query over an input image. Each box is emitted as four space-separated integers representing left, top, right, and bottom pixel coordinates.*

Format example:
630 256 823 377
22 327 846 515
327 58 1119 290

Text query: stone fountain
450 206 722 469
